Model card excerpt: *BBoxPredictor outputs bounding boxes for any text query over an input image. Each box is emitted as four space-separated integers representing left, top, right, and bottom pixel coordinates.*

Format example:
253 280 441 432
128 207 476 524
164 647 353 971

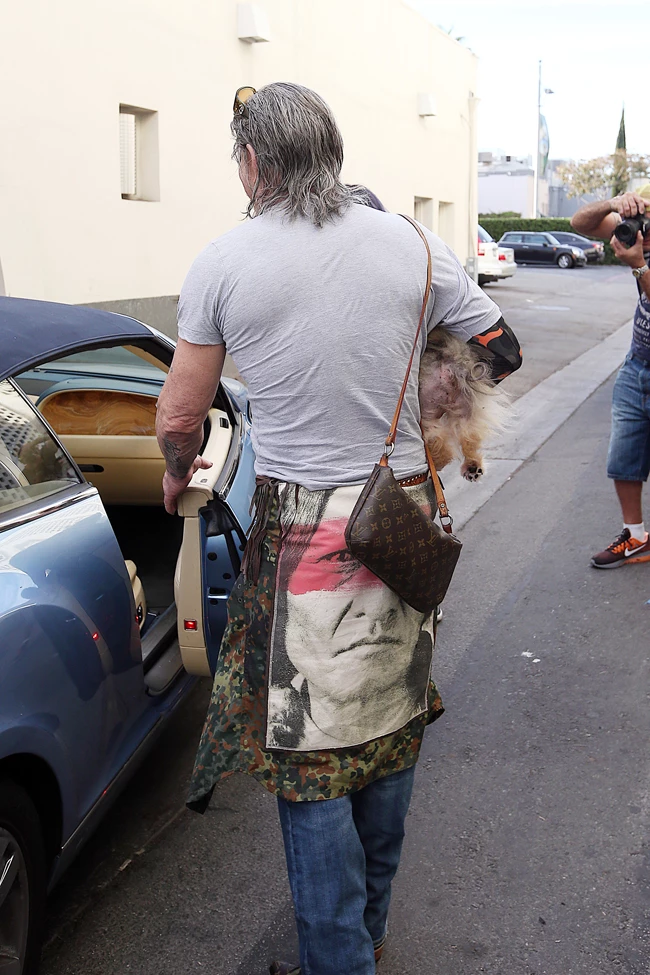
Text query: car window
528 234 549 245
556 233 588 244
503 234 522 243
0 380 80 516
33 345 168 382
478 226 494 243
545 234 561 246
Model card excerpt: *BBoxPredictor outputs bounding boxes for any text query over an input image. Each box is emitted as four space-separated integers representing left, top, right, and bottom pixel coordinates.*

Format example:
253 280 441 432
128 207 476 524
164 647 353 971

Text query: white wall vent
119 105 160 202
119 111 137 197
417 93 438 117
237 2 271 43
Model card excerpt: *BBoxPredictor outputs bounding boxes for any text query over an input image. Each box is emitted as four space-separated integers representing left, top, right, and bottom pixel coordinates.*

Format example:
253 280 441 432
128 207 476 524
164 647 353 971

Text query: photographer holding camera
572 186 650 567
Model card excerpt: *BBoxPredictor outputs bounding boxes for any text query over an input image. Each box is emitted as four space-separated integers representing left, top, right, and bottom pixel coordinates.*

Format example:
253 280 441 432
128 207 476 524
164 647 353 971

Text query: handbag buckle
440 513 453 529
383 443 395 458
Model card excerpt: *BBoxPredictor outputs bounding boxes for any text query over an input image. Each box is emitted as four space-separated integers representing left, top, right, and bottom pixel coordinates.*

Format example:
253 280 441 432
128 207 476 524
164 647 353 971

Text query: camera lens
614 216 642 246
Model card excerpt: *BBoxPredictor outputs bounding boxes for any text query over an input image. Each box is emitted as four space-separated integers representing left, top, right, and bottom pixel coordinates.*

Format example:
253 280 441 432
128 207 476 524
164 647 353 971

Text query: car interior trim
40 388 158 436
215 410 246 502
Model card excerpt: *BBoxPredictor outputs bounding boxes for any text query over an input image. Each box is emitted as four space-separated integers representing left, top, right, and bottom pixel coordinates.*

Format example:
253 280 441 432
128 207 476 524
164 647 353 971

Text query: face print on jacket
266 484 434 751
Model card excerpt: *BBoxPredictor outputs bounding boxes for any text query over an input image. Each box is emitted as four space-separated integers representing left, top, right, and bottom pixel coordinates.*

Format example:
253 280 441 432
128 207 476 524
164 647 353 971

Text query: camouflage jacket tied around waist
187 479 444 808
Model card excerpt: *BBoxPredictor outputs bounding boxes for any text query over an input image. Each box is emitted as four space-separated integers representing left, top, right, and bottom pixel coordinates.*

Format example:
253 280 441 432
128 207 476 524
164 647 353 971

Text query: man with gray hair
156 82 521 975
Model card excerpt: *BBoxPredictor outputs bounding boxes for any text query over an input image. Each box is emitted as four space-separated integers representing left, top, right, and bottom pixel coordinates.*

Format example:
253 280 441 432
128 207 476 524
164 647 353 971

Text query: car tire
557 254 574 269
0 781 47 975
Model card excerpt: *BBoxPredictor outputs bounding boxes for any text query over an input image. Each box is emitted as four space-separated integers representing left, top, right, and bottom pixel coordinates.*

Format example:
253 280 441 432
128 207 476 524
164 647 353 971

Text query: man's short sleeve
177 242 227 346
427 233 502 340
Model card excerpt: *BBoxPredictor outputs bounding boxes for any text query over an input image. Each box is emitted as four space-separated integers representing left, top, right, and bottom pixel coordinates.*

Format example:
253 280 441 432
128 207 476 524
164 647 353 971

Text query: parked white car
478 225 516 285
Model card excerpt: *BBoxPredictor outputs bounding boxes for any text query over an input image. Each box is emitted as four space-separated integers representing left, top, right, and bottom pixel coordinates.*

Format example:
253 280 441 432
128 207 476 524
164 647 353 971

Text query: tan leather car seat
125 559 147 630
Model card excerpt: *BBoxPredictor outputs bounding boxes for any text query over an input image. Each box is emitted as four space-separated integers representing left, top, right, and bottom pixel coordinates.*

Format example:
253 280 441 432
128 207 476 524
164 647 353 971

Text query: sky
406 0 649 163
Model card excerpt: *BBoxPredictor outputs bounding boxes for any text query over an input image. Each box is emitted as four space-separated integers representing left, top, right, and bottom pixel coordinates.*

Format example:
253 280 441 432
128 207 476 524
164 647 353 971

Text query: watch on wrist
632 265 648 280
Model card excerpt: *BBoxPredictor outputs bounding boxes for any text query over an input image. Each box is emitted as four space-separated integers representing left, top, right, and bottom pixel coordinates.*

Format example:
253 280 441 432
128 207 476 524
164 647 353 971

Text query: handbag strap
383 215 454 535
422 433 454 534
380 214 433 465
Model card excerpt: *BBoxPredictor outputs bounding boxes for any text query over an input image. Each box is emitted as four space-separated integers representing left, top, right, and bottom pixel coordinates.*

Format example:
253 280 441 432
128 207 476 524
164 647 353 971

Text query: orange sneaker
591 529 650 568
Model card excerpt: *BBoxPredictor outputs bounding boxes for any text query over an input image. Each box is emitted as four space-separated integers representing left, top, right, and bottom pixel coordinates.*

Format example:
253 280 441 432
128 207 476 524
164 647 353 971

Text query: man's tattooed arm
154 337 225 513
155 341 225 480
160 431 203 480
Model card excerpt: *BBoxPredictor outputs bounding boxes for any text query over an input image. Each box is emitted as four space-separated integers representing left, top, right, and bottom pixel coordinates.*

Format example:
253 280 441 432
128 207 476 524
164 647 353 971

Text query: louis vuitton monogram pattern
345 464 462 613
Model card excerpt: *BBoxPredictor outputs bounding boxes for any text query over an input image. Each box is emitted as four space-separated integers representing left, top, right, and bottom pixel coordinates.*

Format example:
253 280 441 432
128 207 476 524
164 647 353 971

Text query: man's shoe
374 933 387 962
269 938 386 973
591 529 650 568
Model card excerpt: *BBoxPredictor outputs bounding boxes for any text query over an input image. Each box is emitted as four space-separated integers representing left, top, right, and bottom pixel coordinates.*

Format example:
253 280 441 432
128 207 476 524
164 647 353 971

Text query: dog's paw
461 462 484 482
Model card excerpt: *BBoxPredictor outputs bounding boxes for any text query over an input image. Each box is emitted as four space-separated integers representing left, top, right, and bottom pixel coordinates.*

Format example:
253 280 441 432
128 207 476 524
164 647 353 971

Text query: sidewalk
385 368 650 975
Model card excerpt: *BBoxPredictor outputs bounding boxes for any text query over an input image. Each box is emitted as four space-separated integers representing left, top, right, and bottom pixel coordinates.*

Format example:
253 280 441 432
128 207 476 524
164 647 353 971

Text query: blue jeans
277 765 416 975
608 353 650 482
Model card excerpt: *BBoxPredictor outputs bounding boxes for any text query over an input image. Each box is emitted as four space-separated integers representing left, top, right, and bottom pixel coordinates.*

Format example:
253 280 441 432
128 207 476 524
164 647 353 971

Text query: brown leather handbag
344 215 462 615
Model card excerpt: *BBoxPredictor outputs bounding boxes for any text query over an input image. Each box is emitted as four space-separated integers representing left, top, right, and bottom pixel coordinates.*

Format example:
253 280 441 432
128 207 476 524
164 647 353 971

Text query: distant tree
556 153 650 201
479 211 521 219
612 107 627 197
556 156 615 200
616 107 626 152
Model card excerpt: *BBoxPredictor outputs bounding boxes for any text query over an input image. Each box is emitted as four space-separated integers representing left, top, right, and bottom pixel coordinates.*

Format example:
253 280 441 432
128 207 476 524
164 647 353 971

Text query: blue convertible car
0 297 256 973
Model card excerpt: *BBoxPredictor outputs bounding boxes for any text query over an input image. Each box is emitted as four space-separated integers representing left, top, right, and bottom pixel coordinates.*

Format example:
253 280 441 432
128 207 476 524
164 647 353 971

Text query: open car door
0 296 256 682
176 391 255 677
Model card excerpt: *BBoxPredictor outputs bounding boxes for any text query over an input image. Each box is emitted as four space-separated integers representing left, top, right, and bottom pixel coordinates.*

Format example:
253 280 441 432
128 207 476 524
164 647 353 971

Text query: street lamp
533 60 554 217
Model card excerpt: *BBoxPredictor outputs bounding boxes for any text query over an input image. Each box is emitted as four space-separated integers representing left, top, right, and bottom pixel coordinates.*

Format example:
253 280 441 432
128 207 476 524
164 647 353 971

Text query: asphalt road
481 265 635 399
41 270 650 975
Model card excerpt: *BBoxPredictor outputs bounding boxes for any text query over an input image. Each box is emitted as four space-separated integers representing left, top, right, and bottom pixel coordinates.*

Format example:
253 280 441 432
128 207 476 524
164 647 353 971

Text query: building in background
0 0 480 333
546 160 587 218
478 150 548 218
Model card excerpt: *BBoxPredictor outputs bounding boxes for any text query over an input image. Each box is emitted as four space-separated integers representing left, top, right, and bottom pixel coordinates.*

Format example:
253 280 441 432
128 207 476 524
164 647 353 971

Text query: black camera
614 212 650 248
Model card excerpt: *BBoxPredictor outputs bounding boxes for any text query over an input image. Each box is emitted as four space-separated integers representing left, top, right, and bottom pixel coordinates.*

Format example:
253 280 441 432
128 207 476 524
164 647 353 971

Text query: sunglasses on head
233 86 257 118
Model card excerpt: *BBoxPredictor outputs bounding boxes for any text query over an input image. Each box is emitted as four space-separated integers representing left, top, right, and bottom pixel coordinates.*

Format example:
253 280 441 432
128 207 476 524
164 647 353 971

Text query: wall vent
237 3 271 43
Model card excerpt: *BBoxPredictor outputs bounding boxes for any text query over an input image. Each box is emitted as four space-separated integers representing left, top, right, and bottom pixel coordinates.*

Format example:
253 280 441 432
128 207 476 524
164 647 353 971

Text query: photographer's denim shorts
607 352 650 482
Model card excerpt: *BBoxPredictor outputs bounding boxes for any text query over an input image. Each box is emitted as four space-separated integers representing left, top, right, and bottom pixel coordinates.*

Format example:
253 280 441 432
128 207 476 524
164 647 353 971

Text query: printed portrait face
267 487 433 750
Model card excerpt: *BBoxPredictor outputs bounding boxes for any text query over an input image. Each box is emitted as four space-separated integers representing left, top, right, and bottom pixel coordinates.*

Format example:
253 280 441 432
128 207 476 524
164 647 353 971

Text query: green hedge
478 216 620 264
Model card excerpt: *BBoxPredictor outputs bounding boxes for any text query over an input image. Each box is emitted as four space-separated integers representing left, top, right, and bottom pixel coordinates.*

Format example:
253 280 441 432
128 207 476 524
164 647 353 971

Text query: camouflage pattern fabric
187 496 444 809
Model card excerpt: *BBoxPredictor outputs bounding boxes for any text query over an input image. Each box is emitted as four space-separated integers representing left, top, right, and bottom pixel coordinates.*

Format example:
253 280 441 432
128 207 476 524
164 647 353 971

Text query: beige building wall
0 0 479 326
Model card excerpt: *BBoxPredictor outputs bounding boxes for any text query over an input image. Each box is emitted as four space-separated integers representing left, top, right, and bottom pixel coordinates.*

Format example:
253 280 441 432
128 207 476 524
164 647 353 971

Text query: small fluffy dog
418 329 511 481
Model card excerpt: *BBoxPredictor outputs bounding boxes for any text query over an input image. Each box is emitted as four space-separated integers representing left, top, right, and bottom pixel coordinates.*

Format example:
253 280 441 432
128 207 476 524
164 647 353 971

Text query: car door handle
208 587 229 600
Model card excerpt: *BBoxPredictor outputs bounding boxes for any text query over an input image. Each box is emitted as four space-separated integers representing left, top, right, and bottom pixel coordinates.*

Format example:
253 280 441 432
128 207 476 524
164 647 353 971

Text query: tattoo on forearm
161 437 190 478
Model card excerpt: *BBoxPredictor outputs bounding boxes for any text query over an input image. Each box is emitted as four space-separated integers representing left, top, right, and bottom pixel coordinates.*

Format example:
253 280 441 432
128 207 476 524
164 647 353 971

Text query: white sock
624 522 646 542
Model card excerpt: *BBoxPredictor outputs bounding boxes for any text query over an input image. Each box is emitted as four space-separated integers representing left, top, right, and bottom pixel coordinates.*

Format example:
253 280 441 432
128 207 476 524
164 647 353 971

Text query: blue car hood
0 296 153 382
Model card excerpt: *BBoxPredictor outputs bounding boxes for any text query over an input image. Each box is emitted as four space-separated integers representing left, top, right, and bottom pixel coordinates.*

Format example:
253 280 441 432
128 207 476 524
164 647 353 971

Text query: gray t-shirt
178 203 501 490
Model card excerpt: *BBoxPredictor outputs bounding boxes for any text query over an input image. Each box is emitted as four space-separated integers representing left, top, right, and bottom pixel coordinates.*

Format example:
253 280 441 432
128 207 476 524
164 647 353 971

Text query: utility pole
534 60 553 218
534 60 541 218
467 90 479 282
